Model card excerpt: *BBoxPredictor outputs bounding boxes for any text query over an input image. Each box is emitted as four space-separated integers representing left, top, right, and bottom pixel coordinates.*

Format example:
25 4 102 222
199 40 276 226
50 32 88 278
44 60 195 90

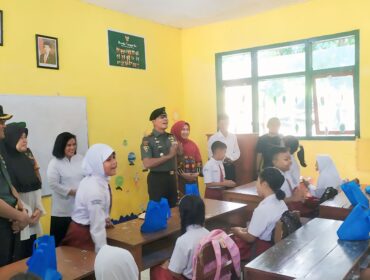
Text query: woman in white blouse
47 132 84 246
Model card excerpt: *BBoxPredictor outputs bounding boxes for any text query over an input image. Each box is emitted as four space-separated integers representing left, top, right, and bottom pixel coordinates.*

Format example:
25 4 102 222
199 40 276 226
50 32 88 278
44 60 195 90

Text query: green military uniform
141 107 178 207
0 149 18 267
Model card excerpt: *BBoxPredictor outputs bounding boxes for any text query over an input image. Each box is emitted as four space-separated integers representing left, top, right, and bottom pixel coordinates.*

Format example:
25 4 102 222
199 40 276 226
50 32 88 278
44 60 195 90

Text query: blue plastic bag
341 181 369 208
337 204 370 241
365 185 370 195
185 183 200 196
27 235 62 280
141 198 171 233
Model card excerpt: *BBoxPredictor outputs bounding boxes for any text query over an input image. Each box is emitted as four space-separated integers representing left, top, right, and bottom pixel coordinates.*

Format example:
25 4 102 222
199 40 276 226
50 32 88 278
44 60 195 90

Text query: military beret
149 107 167 121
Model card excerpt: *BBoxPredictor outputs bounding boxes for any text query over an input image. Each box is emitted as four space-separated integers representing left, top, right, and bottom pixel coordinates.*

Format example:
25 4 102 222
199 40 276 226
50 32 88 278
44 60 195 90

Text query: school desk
223 181 261 219
244 218 369 280
0 246 96 280
319 186 370 221
107 199 247 271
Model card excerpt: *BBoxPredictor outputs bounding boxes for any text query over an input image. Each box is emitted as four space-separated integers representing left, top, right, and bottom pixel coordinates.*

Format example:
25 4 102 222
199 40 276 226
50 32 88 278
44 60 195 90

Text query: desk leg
130 246 143 272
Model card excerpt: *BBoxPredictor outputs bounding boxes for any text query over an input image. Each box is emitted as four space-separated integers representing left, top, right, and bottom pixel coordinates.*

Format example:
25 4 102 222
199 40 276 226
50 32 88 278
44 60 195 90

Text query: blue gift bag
365 185 370 195
141 198 171 233
185 183 200 196
27 235 62 280
337 204 370 241
341 181 369 208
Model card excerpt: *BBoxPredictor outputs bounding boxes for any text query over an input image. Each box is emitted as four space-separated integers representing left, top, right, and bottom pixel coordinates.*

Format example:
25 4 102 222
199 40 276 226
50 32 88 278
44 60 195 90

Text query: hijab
170 121 202 163
82 144 114 179
94 245 139 280
316 155 342 197
3 123 41 193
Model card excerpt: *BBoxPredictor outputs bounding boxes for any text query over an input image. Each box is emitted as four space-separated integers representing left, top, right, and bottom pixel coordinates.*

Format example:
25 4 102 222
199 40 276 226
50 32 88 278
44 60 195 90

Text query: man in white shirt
208 114 240 181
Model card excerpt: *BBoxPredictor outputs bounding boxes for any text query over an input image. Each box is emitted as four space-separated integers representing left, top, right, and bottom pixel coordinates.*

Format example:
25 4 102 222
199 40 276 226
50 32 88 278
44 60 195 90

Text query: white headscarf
316 155 342 197
94 245 139 280
82 144 114 178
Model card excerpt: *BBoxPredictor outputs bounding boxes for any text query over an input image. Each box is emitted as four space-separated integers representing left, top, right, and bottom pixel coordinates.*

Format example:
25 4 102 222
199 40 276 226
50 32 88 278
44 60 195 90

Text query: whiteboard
0 95 89 196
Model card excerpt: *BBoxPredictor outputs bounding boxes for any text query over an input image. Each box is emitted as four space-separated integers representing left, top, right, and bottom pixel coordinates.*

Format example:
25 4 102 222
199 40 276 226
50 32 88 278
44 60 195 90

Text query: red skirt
204 187 224 200
233 235 272 261
60 221 94 251
150 265 187 280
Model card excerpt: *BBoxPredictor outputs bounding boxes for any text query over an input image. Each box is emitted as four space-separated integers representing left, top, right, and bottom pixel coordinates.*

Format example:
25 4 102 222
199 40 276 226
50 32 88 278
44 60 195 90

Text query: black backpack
319 187 338 204
280 210 302 239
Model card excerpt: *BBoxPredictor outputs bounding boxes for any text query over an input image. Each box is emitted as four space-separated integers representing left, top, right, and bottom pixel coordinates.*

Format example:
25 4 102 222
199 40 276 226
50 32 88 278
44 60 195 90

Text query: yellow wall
2 0 370 234
0 0 183 233
181 0 370 185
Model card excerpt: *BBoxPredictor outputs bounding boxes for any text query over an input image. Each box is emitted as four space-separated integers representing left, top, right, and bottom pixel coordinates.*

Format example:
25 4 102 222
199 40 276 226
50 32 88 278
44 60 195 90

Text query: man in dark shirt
256 117 283 174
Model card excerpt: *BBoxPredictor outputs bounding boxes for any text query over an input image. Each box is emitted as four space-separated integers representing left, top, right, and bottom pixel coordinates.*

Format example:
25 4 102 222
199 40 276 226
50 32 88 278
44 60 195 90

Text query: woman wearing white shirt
61 143 116 252
47 132 84 246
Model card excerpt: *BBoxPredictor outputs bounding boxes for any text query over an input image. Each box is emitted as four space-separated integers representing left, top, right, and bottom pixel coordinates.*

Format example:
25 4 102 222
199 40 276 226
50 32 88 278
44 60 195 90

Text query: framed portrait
36 34 59 69
0 10 3 46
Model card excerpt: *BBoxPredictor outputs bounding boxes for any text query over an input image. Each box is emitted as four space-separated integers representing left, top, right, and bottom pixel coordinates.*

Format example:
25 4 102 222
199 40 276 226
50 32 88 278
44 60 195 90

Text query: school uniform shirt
47 154 84 217
287 154 300 189
203 157 225 187
281 170 295 198
72 175 111 252
248 194 288 241
168 225 210 279
207 131 240 161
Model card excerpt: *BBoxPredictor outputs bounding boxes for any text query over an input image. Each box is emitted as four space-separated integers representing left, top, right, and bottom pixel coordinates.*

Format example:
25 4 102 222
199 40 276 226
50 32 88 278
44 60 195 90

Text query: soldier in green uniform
141 107 178 207
0 105 31 267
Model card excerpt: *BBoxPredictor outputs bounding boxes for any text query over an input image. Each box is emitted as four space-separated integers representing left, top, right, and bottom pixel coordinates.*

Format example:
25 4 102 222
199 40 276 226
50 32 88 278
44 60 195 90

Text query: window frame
215 30 360 140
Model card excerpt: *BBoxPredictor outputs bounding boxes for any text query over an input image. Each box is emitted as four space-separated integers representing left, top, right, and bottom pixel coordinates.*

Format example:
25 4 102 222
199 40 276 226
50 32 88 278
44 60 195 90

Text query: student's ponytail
259 167 286 200
297 145 307 167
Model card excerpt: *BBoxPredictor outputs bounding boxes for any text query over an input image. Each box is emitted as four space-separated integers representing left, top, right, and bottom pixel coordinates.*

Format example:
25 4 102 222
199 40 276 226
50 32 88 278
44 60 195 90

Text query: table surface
223 181 258 195
107 198 247 247
245 218 369 280
0 246 96 280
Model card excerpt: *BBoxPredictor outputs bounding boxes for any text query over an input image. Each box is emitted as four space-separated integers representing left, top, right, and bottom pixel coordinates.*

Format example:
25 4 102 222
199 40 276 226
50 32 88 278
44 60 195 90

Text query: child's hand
223 180 236 188
30 208 42 226
230 227 243 235
105 218 114 228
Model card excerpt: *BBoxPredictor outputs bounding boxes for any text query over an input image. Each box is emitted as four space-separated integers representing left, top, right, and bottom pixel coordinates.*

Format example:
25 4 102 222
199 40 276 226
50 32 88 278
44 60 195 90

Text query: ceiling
83 0 308 28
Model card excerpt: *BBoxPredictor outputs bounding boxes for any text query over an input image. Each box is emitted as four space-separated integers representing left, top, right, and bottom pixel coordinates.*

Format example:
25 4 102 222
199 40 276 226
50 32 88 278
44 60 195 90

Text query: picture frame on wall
36 34 59 69
0 10 3 46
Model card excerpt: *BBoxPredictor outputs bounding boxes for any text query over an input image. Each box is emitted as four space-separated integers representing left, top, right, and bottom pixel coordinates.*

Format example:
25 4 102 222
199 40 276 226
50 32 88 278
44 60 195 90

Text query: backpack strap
211 239 222 280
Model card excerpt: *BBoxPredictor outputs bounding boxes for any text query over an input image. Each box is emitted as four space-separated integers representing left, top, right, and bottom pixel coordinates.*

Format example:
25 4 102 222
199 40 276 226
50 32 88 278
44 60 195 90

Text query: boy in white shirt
203 141 236 200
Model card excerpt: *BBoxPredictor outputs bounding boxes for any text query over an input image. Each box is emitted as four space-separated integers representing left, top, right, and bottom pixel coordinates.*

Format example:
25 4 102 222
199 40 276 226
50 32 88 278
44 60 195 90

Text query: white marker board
0 95 89 196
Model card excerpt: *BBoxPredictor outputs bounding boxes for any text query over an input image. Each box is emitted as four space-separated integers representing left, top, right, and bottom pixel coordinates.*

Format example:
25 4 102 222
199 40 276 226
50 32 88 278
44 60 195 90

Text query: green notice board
108 30 146 70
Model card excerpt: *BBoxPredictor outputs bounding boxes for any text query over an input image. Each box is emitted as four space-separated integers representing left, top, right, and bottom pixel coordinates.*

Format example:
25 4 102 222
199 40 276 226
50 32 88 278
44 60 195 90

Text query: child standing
203 141 236 200
231 168 288 260
61 144 116 252
151 195 210 279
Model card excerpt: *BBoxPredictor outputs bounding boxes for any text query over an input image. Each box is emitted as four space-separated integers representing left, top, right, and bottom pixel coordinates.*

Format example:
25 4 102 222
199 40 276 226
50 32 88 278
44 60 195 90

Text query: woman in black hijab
3 123 45 260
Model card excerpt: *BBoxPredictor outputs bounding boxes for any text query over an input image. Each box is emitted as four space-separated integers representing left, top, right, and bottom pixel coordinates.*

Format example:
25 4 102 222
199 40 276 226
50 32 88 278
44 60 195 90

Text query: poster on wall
108 30 146 70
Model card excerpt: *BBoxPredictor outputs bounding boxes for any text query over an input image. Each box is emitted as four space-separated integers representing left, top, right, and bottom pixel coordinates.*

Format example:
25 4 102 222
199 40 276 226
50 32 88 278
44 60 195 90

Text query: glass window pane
258 44 305 76
222 52 251 80
313 35 355 70
312 75 355 136
224 85 253 133
258 77 306 136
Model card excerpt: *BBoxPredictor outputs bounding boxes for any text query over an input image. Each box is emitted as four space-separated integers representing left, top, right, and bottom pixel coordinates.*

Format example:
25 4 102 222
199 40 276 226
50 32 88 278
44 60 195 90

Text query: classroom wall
0 0 184 233
181 0 370 186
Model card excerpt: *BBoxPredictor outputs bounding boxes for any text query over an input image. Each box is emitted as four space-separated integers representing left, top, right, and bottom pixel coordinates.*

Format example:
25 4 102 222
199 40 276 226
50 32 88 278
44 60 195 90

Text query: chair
193 235 240 280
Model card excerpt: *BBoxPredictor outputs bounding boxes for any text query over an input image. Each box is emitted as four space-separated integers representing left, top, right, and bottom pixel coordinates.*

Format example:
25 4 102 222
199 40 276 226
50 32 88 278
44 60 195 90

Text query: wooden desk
107 199 247 271
0 246 96 280
244 218 369 280
223 181 260 219
319 187 369 221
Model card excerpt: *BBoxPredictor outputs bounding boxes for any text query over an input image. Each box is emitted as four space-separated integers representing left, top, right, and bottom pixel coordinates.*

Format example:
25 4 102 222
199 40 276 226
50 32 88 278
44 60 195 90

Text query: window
216 31 359 139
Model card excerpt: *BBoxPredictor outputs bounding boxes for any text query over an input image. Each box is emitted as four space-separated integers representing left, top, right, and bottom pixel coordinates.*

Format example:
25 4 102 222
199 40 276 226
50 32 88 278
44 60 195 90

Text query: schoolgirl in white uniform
61 144 116 252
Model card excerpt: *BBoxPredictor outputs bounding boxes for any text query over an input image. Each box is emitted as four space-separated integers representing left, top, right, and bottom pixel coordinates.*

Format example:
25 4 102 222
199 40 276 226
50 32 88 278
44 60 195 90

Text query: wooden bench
0 246 96 280
244 218 369 280
107 199 248 271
